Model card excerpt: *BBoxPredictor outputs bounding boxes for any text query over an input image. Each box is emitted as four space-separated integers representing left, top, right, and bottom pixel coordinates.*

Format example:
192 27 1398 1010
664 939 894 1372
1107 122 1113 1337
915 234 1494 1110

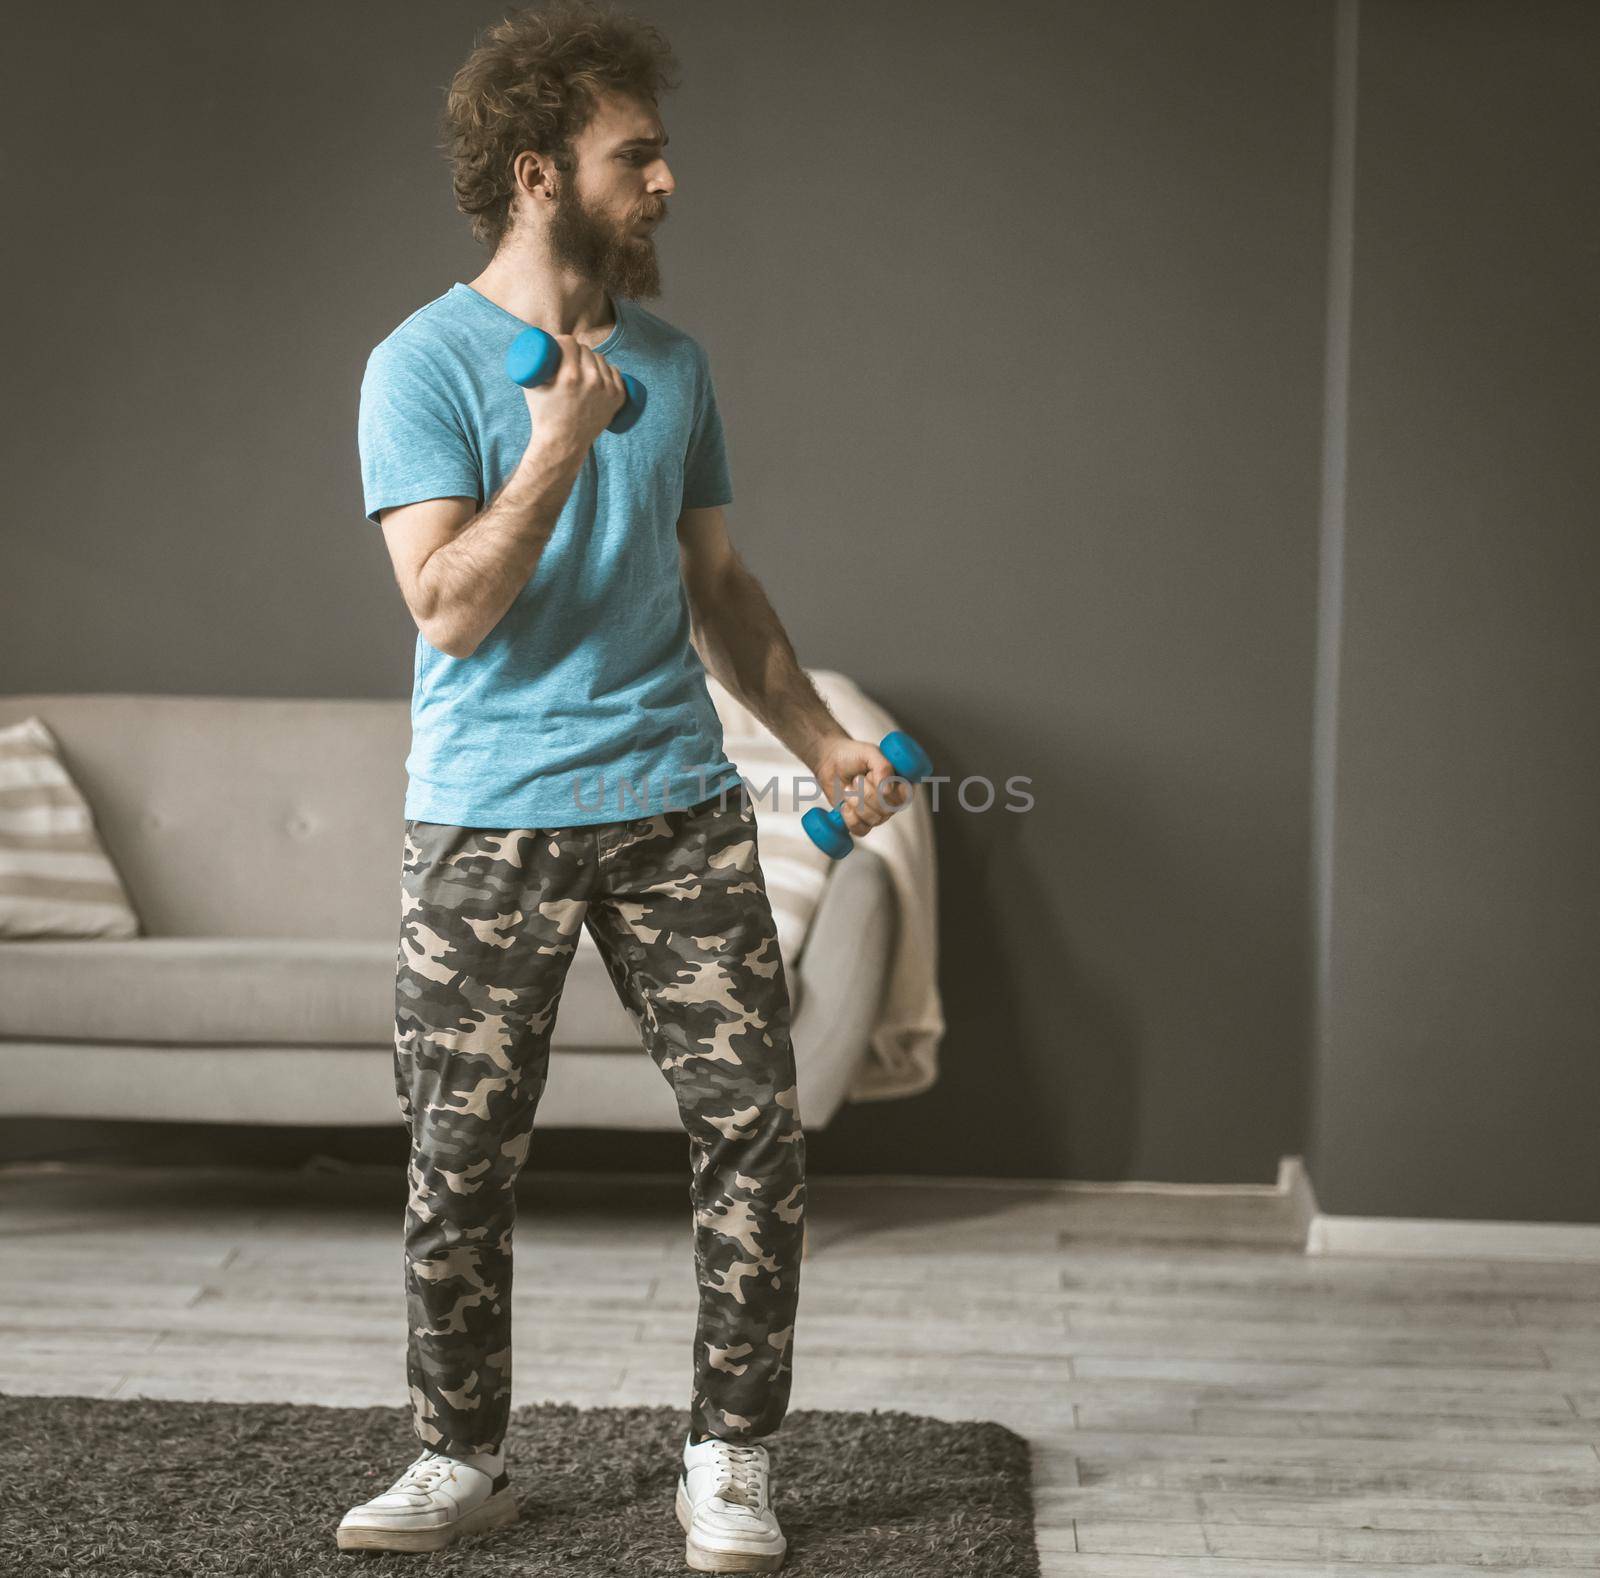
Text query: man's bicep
682 348 733 510
358 342 481 526
379 495 477 626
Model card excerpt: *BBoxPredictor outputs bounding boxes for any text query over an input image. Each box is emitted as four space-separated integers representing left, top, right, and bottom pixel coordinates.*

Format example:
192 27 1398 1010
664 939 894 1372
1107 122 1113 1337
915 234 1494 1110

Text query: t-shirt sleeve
357 339 482 525
682 346 733 510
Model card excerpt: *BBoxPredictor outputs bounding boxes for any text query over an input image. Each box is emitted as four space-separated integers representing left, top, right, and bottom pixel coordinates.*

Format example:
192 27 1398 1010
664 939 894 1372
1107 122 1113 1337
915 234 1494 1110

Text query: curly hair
441 0 681 253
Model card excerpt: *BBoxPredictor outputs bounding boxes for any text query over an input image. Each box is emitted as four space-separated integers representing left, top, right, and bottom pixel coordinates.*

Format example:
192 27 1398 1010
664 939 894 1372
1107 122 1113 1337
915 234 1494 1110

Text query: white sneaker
675 1432 788 1572
336 1448 518 1553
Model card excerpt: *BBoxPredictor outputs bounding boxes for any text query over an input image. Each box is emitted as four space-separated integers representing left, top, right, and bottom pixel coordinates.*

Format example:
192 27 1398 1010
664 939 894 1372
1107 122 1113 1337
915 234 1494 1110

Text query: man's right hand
520 333 628 461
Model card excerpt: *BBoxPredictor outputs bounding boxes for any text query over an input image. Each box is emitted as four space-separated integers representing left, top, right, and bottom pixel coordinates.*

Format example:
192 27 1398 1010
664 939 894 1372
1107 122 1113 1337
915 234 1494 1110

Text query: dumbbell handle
505 326 647 434
802 730 933 860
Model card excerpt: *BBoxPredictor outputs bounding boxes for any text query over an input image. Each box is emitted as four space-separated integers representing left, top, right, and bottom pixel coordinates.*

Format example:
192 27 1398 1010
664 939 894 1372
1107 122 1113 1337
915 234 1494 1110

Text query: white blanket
704 668 945 1102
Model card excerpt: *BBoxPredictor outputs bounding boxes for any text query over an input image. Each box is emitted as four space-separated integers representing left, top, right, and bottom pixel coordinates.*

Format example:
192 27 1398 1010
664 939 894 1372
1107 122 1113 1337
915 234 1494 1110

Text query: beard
547 176 663 301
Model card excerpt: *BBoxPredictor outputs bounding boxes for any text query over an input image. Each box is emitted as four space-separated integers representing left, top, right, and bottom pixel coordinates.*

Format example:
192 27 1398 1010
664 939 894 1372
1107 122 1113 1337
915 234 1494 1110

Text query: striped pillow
0 715 140 940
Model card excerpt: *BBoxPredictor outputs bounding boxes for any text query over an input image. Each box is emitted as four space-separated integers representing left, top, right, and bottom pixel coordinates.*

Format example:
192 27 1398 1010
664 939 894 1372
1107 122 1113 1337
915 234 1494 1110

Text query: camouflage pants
392 781 806 1457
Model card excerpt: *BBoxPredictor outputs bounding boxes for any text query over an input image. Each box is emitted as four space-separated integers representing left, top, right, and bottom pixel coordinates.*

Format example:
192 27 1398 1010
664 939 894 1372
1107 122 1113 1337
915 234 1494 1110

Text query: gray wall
3 2 1593 1221
1312 1 1600 1221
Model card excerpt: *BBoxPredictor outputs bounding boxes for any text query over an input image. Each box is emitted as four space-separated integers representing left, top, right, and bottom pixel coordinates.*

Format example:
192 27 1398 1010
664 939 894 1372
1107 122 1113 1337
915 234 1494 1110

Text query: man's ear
511 148 557 203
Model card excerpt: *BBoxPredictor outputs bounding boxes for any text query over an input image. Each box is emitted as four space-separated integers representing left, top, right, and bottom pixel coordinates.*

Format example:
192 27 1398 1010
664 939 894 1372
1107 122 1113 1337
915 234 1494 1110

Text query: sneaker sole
675 1476 787 1572
336 1484 519 1553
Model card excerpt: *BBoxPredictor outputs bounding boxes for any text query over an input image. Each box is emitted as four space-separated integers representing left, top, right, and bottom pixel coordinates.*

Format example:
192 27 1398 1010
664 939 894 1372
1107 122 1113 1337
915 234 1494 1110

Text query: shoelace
705 1441 765 1509
395 1454 457 1496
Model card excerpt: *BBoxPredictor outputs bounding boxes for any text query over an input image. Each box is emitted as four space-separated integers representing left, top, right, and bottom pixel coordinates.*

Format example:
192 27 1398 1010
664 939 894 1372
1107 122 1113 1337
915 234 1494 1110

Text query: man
341 2 908 1568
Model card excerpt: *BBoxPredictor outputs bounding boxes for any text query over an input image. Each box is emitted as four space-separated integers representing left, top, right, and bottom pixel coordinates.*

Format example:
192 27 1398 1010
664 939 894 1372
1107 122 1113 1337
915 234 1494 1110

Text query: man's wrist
795 719 851 779
512 434 585 497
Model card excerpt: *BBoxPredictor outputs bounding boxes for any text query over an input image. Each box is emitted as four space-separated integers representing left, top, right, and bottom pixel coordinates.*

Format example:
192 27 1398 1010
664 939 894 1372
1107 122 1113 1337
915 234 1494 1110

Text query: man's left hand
812 735 913 839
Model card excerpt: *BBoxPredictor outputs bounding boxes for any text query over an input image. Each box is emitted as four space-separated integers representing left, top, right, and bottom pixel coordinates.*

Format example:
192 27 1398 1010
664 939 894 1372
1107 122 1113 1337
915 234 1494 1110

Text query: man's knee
687 1079 804 1159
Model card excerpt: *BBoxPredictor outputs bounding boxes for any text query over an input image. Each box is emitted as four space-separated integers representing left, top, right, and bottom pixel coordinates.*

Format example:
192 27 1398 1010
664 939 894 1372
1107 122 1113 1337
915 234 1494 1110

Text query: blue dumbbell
803 730 933 860
505 326 646 434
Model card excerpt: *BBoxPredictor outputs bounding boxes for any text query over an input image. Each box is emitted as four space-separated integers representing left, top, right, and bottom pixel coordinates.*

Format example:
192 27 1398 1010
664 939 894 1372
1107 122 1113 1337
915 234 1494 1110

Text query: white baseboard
829 1157 1600 1264
1306 1210 1600 1262
1289 1154 1600 1262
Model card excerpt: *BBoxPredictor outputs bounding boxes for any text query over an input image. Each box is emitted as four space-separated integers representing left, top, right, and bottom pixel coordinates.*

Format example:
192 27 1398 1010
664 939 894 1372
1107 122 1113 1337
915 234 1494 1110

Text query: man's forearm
420 439 586 657
692 565 849 776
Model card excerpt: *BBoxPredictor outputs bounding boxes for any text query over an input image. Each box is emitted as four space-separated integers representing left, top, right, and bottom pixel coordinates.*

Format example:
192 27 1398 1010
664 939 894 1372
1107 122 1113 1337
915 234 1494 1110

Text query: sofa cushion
0 930 802 1051
0 716 141 941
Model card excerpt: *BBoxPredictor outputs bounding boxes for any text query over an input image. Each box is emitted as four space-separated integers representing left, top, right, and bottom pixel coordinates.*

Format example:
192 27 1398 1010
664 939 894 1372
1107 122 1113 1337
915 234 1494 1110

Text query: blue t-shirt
357 281 745 829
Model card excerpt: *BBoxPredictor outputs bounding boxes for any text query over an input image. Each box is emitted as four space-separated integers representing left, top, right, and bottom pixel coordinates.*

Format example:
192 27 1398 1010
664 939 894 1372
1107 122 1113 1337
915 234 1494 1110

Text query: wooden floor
4 1160 1600 1575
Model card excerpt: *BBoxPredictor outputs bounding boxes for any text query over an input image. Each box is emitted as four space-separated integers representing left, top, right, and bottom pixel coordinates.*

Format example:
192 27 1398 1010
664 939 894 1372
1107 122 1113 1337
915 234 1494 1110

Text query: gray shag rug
0 1394 1040 1576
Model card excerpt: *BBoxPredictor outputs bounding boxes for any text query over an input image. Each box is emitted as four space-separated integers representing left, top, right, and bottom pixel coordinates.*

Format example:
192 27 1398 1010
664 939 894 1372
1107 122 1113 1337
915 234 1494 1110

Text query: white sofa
0 689 901 1132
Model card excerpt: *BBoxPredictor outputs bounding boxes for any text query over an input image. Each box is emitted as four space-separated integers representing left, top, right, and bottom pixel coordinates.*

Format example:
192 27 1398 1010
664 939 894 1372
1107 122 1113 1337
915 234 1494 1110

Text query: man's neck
466 256 615 347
